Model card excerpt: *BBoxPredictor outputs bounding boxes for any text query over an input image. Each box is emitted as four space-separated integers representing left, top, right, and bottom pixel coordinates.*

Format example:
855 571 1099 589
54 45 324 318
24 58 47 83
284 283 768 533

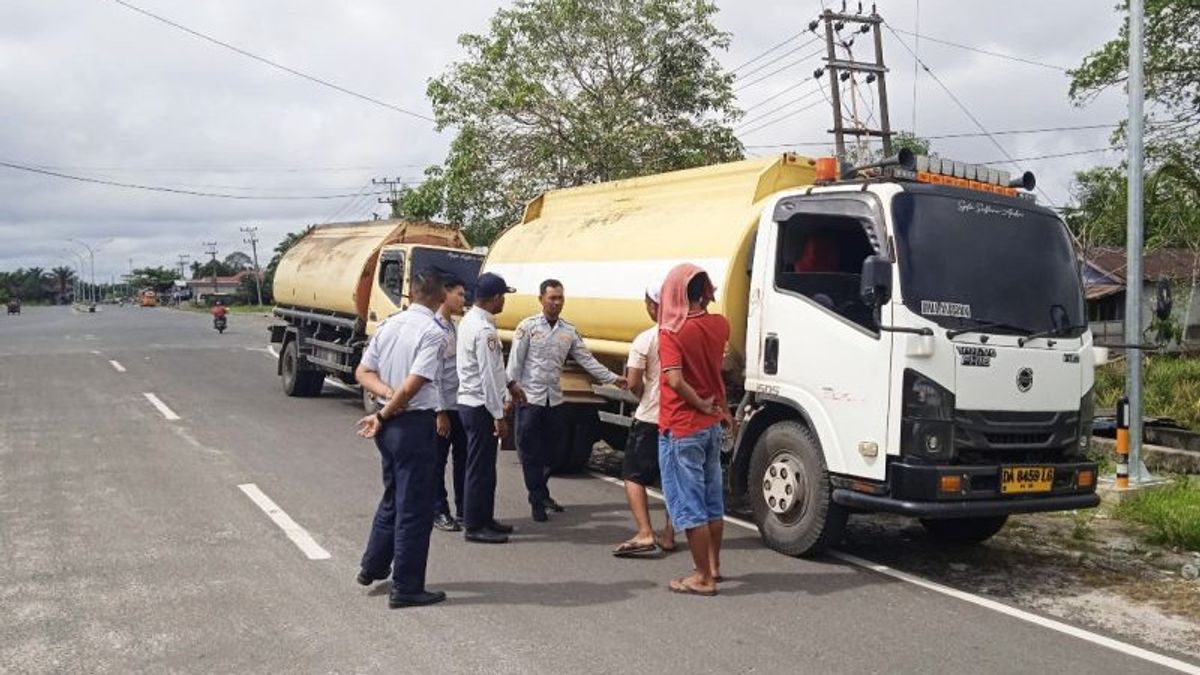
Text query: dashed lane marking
142 392 181 421
237 483 331 560
109 360 126 373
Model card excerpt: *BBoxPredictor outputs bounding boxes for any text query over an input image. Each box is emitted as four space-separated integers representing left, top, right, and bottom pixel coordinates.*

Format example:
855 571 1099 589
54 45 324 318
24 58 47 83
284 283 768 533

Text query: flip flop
669 577 718 597
612 540 660 558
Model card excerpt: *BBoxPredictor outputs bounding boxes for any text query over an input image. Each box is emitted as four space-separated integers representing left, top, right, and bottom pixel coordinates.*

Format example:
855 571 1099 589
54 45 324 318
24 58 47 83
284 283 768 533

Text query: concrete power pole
203 242 219 301
1126 0 1146 483
241 226 264 306
816 5 894 163
372 177 405 219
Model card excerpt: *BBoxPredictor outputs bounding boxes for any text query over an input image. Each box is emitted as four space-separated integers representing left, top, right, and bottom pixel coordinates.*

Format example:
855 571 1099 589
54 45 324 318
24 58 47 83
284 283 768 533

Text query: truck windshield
410 247 484 299
891 188 1085 337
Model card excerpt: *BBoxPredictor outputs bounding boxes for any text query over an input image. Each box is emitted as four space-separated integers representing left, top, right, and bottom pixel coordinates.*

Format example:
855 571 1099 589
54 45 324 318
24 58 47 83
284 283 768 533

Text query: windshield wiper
1017 323 1087 347
945 318 1034 340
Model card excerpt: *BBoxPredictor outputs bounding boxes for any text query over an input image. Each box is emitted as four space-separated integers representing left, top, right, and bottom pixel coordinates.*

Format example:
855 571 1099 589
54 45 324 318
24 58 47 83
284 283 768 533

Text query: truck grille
984 432 1053 446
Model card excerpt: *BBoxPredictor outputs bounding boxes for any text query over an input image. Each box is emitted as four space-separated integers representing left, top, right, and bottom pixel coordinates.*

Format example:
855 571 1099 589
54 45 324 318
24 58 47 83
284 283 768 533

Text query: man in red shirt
657 264 731 597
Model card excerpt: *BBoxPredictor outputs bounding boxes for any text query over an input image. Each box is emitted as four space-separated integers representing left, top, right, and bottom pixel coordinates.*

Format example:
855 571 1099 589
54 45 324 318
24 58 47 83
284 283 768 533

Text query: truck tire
749 420 847 557
281 339 324 397
920 516 1008 544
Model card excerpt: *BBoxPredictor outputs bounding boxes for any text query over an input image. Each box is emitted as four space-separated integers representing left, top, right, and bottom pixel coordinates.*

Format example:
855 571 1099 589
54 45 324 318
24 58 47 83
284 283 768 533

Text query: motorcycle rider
211 299 228 329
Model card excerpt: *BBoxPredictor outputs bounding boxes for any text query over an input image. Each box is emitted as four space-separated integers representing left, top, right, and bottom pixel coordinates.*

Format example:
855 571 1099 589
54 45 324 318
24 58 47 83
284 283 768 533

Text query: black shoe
389 589 447 609
531 502 548 522
464 528 509 544
356 568 389 586
486 520 514 534
544 496 565 512
434 512 461 532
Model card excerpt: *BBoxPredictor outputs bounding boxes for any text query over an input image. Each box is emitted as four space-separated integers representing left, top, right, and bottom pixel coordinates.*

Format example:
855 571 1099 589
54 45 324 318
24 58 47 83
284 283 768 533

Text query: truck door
751 196 894 480
366 249 405 335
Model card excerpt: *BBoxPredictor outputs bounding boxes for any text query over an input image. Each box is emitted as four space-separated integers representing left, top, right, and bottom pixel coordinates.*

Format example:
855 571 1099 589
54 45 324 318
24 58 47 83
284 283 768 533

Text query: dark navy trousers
360 410 437 596
459 404 498 531
515 403 563 506
434 410 467 519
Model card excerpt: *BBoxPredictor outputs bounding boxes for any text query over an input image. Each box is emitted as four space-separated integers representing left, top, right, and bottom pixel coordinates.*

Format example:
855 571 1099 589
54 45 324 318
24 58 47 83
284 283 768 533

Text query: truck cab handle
764 333 779 375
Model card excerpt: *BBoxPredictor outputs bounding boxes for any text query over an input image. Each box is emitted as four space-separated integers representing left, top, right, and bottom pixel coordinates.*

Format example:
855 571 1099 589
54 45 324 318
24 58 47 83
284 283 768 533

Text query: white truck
483 152 1100 556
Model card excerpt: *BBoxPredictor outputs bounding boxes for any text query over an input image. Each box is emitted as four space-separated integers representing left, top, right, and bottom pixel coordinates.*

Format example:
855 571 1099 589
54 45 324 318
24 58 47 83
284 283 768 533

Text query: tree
1068 0 1200 161
843 131 933 167
130 266 181 293
263 225 315 303
191 259 235 280
223 251 253 271
50 266 75 302
426 0 744 244
390 166 447 222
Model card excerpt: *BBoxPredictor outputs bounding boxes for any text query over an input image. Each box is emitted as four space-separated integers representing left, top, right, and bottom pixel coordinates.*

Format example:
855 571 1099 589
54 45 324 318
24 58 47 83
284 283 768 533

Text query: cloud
0 0 1129 278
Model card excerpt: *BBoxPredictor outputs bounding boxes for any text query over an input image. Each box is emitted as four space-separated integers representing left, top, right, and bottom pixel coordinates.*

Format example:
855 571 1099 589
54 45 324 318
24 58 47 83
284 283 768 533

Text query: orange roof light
815 157 839 183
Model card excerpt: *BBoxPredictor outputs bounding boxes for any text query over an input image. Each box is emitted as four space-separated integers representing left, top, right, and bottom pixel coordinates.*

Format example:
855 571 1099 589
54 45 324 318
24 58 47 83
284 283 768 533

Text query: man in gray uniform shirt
507 279 625 522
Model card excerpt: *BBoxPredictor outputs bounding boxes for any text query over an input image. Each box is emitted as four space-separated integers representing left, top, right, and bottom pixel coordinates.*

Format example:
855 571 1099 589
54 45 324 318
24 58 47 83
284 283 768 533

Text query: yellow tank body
273 220 470 320
484 154 817 371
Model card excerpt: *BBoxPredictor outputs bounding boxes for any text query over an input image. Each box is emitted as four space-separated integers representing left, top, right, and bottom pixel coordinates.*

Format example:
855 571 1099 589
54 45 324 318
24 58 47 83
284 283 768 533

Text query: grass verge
1112 477 1200 551
1095 355 1200 430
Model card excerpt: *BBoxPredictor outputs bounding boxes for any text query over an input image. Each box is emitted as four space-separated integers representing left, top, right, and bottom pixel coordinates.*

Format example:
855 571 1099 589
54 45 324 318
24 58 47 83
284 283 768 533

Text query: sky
0 0 1128 281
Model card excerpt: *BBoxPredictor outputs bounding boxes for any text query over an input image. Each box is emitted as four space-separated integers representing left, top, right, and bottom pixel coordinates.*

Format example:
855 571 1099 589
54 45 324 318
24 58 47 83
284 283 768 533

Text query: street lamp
60 250 87 304
67 238 111 304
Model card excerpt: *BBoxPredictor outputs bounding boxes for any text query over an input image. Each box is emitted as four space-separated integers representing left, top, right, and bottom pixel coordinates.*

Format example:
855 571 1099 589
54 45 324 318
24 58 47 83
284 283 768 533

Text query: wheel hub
762 456 803 515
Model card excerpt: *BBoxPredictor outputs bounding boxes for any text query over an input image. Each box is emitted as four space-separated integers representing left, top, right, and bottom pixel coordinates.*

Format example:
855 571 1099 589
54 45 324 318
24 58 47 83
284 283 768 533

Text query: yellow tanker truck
269 219 483 404
484 152 1099 556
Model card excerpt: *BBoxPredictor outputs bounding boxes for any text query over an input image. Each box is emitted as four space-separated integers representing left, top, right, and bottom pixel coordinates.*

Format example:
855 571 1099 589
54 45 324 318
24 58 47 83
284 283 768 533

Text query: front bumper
831 459 1100 518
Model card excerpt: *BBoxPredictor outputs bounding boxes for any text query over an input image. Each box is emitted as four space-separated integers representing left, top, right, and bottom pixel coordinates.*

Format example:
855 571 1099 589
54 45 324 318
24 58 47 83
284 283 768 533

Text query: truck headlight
901 369 956 461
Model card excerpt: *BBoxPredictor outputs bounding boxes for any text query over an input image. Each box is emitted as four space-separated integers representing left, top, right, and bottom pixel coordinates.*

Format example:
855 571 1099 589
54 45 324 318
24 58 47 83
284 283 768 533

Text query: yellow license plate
1000 466 1054 494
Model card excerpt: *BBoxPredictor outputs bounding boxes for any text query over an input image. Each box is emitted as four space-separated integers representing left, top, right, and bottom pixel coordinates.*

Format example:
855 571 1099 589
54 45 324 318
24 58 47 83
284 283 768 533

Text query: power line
0 159 396 200
734 37 822 82
976 147 1118 165
107 0 435 123
734 47 827 92
741 80 816 114
738 99 827 137
15 164 428 174
730 30 806 73
736 86 823 130
888 26 1068 71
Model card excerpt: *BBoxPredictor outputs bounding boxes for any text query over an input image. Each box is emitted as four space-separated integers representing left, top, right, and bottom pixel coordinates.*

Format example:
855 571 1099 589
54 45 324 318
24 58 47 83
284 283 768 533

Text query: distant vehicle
213 314 227 334
6 299 20 315
269 220 483 405
139 290 157 307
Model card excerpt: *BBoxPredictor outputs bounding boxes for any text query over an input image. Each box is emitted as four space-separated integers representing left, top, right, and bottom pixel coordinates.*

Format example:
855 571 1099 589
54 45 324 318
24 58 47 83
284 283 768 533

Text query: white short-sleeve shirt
627 326 660 425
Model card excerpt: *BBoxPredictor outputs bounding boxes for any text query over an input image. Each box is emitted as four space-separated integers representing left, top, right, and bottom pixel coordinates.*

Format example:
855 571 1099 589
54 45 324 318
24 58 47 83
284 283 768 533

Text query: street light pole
1126 0 1146 483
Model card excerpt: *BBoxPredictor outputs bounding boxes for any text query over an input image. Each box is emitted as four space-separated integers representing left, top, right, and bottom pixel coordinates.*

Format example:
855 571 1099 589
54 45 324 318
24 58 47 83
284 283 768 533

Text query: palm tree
51 266 76 303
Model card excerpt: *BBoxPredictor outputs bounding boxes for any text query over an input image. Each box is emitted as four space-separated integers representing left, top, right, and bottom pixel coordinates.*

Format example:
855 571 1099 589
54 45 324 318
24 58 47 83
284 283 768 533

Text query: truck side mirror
1155 278 1173 321
860 255 893 308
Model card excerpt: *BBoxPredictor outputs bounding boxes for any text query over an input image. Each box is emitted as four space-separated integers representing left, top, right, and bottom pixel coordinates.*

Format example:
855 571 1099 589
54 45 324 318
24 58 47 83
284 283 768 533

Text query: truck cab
735 160 1098 554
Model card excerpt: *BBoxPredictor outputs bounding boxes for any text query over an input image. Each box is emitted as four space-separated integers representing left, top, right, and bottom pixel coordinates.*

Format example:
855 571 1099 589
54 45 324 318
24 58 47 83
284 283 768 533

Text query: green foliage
390 166 448 222
1113 477 1200 551
0 267 54 303
191 259 236 280
1095 356 1200 430
129 266 180 293
1062 162 1200 249
425 0 744 245
223 251 253 271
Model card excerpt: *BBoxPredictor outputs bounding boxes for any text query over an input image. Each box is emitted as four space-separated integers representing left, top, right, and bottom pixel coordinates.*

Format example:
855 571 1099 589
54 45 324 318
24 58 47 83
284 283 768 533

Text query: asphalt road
1 305 1195 674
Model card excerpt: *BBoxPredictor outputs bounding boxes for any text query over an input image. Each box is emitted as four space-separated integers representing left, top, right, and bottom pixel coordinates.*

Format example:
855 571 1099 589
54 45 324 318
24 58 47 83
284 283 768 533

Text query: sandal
669 577 718 597
613 539 659 558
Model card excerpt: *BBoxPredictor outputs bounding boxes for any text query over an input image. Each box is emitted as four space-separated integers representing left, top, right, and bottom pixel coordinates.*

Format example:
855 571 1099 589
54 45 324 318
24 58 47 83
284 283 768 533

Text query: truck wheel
550 405 599 475
281 340 324 397
920 516 1008 544
749 421 847 557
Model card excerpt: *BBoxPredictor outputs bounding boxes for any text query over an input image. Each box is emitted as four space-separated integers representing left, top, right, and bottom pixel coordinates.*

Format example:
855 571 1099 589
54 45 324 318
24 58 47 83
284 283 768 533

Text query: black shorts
622 420 661 486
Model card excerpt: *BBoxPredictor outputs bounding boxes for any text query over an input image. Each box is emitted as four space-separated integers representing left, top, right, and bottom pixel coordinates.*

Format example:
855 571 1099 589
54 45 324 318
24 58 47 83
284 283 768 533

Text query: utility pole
68 239 99 306
241 225 264 306
372 177 406 219
203 242 219 301
177 254 191 280
1126 0 1146 484
816 3 893 162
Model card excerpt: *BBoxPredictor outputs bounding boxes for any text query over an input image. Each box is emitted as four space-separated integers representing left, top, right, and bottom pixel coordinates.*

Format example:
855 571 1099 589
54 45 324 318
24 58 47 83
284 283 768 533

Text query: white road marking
108 360 126 373
89 350 101 355
591 472 1200 674
264 344 359 395
237 483 331 560
142 393 181 420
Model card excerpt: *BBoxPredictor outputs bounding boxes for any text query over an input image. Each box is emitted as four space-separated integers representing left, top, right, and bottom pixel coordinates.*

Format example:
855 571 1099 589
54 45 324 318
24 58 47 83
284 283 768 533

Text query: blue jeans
658 424 724 531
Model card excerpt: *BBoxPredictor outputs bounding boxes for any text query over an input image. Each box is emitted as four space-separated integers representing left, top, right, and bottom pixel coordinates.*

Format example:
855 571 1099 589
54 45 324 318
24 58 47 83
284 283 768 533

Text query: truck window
775 214 876 330
379 255 405 305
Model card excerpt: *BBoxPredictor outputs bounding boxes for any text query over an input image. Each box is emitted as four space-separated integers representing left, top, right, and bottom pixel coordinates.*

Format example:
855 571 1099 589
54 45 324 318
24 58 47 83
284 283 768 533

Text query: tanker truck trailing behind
483 152 1099 556
268 219 483 405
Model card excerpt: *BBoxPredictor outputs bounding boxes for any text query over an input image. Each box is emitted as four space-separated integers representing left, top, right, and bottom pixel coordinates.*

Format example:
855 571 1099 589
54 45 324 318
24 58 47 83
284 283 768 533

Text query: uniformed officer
432 276 468 532
507 279 625 522
457 272 525 544
353 269 448 609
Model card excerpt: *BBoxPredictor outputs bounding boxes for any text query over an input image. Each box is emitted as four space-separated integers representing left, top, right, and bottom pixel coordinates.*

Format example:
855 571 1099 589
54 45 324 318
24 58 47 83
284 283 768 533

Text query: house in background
185 271 250 304
1083 246 1200 348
